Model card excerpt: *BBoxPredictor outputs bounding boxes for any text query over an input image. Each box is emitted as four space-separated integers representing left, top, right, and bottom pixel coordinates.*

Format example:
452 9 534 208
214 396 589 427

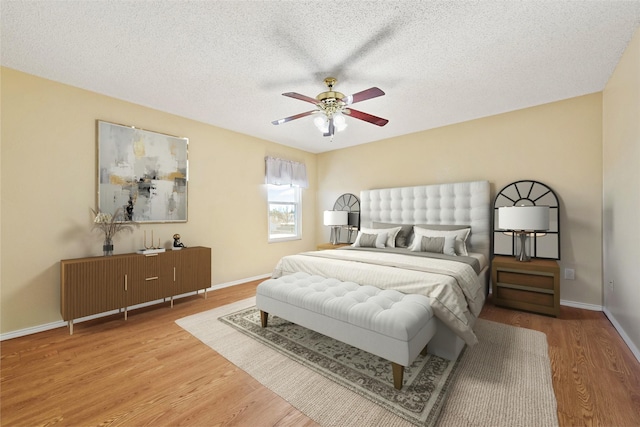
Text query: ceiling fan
271 77 388 139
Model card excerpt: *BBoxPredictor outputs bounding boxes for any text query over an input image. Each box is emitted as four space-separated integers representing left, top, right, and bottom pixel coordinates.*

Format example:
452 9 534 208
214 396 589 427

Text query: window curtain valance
265 156 309 188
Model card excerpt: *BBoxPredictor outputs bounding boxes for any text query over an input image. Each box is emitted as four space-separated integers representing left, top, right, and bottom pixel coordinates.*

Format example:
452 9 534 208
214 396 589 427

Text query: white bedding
272 249 486 345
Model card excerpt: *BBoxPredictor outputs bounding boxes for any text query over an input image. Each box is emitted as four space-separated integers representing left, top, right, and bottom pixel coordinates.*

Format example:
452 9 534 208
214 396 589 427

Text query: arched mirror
493 180 560 260
333 193 360 243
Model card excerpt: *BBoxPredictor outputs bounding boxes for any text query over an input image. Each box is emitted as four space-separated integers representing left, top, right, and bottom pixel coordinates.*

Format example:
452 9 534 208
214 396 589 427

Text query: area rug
176 297 558 427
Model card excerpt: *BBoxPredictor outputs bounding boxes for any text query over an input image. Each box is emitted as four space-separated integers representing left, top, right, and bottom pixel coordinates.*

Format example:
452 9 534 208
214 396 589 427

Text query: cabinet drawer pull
145 276 159 281
145 253 159 257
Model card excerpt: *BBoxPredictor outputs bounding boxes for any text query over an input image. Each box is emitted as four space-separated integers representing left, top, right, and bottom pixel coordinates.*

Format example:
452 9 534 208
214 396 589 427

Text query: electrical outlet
608 280 614 291
564 268 575 280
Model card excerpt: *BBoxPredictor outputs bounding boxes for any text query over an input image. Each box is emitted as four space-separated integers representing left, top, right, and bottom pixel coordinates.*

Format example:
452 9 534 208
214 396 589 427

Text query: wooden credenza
61 246 211 334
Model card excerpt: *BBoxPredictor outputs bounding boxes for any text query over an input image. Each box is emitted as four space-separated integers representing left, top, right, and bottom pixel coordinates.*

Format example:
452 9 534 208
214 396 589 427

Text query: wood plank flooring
2 281 639 426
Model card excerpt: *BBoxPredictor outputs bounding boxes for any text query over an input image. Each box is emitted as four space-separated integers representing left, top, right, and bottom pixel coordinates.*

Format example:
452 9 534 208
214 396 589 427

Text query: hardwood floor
2 282 639 426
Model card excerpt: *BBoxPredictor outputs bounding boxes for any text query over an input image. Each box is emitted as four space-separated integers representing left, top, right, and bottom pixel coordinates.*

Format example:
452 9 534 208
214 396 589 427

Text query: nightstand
317 243 351 250
491 255 560 317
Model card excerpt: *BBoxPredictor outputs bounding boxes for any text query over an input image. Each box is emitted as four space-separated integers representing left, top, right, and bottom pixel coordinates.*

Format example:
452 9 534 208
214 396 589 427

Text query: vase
103 237 114 256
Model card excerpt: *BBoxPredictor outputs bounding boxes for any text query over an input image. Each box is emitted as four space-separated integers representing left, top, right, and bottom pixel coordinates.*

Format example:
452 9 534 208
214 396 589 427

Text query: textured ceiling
2 1 640 154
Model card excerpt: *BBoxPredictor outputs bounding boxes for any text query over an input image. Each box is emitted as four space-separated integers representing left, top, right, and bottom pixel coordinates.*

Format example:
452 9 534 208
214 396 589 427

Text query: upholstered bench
256 272 436 389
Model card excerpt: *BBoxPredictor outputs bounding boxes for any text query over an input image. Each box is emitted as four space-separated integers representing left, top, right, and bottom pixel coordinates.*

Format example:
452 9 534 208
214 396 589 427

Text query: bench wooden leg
391 362 404 390
421 344 429 357
260 310 268 328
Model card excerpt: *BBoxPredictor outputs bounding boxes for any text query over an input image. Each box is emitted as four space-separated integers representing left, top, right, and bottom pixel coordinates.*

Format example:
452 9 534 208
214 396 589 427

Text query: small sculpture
173 233 187 249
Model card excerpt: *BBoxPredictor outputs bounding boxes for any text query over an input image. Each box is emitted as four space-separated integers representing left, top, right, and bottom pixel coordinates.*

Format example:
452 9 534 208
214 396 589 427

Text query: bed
272 180 491 359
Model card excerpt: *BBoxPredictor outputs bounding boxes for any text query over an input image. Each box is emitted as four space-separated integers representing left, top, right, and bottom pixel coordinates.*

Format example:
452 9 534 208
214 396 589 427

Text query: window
267 184 302 242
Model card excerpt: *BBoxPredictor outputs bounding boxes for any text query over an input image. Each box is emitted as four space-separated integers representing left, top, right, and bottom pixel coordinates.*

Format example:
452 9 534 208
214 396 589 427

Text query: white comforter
272 249 485 345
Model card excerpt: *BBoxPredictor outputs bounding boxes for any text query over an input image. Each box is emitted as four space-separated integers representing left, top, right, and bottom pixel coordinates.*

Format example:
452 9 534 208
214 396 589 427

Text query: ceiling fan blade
345 108 389 127
323 118 335 137
272 110 316 125
342 87 385 105
282 92 319 105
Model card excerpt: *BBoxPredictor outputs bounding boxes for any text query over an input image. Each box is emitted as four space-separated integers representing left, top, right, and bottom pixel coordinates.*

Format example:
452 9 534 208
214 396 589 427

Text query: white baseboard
0 273 272 341
560 299 603 311
209 273 271 291
602 307 640 363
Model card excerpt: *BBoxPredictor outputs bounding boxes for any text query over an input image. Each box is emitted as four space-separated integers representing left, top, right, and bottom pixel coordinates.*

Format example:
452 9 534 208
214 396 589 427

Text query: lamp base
515 232 531 262
329 226 341 245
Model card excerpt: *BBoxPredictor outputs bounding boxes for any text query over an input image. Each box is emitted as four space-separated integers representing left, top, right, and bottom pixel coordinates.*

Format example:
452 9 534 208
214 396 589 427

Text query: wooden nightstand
491 255 560 317
317 243 351 250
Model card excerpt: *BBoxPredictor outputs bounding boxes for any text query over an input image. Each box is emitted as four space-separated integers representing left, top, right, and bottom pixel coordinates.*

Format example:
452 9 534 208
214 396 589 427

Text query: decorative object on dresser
323 210 348 245
98 120 188 223
333 193 360 243
498 205 549 262
91 207 137 256
60 246 211 334
493 180 560 260
137 229 166 254
491 255 560 316
172 233 187 249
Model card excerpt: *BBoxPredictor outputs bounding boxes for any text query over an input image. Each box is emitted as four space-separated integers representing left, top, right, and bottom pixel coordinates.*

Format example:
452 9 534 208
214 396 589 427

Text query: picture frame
97 120 188 223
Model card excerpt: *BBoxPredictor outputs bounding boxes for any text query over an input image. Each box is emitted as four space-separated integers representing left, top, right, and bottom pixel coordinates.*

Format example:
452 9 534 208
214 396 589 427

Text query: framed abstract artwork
97 120 188 223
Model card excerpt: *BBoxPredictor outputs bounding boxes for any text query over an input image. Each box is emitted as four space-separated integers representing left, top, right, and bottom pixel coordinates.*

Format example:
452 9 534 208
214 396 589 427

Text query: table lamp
498 205 550 262
324 210 348 245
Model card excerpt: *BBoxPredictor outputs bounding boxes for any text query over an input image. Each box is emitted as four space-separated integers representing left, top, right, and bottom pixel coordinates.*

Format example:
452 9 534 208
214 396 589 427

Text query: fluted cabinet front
174 247 211 295
60 247 212 334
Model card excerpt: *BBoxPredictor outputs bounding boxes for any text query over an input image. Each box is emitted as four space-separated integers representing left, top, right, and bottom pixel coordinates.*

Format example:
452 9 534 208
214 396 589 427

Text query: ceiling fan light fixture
272 77 387 138
314 115 329 133
333 113 347 131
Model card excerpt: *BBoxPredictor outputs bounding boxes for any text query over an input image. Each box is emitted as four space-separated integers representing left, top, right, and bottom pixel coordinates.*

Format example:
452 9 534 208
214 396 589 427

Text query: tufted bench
256 272 436 389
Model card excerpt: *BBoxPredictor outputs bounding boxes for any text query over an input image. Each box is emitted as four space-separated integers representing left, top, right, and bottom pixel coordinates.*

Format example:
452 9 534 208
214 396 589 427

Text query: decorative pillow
360 226 401 248
372 222 413 248
412 226 471 256
353 231 387 248
410 235 456 255
409 224 469 247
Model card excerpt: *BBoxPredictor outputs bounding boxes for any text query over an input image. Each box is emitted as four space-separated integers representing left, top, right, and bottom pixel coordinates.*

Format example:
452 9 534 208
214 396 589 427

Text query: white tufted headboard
360 181 491 261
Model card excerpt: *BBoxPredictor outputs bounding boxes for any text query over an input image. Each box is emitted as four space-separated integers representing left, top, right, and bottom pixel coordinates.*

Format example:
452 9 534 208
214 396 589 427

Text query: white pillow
353 231 387 248
412 226 471 256
410 234 456 256
359 226 401 248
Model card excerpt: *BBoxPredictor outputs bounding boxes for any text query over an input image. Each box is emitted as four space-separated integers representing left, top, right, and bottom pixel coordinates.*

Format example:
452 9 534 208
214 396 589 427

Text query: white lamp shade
324 210 348 226
314 116 329 133
498 206 549 231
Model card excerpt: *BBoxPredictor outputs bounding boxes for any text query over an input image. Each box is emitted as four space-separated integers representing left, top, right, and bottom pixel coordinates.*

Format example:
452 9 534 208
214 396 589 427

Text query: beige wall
0 67 317 334
603 28 640 356
0 66 614 336
317 93 604 307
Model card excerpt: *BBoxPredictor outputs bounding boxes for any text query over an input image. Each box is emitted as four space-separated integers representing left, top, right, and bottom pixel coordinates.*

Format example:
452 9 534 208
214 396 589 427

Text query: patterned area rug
176 297 559 427
220 306 456 426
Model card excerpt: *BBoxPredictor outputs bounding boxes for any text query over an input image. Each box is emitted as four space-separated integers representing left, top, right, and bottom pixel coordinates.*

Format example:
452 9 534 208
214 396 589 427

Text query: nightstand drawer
496 270 554 290
496 286 555 308
491 256 560 317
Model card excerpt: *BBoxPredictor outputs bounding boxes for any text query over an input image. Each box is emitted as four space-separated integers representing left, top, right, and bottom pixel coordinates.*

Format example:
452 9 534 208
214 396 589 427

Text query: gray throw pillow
373 222 413 248
359 233 378 248
420 236 445 253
